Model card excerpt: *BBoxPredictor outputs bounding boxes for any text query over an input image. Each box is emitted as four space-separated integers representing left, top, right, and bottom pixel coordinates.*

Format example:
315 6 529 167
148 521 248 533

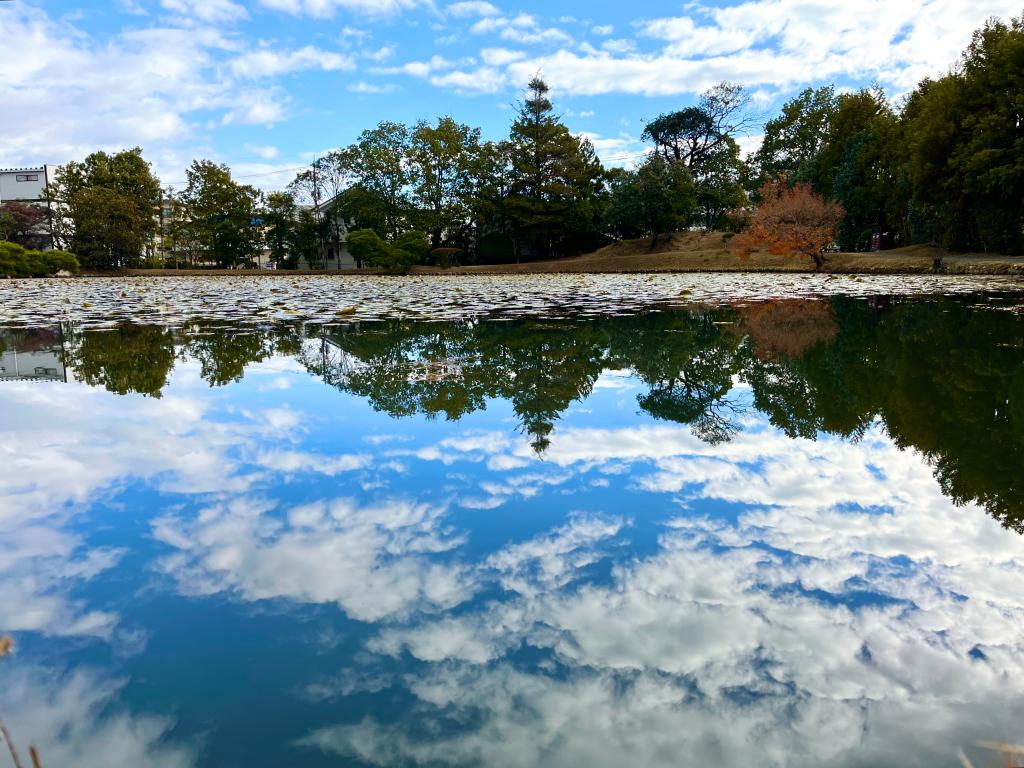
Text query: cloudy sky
1 0 1019 188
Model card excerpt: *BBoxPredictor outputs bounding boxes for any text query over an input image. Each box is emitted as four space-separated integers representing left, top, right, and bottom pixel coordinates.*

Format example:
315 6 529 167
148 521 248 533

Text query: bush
0 241 80 277
347 229 417 272
395 231 431 264
41 250 80 275
0 241 29 277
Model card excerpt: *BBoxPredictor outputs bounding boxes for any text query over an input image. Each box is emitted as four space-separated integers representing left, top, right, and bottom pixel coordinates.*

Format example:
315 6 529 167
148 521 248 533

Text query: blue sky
2 0 1019 189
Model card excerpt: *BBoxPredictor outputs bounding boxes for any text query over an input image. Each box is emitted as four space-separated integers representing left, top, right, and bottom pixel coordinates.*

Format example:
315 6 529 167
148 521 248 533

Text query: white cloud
255 449 371 475
300 419 1024 768
479 47 526 66
591 24 613 36
161 0 248 24
244 143 281 159
256 0 424 18
229 45 355 78
446 0 500 17
470 13 573 45
400 0 1022 99
348 80 399 93
0 666 194 768
0 5 309 170
0 525 123 639
363 44 396 61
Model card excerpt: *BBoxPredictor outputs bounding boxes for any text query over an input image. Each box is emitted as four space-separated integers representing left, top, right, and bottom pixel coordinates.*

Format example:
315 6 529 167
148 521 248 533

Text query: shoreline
94 237 1024 277
97 255 1024 278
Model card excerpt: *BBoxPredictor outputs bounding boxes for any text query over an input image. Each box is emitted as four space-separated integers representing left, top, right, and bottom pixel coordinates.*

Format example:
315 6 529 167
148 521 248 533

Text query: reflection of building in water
0 329 66 382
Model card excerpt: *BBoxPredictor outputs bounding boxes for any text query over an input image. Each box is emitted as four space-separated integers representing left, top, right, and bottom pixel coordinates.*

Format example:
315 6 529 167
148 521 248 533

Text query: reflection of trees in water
740 299 838 361
44 295 1024 530
311 320 606 452
65 325 176 397
607 311 744 445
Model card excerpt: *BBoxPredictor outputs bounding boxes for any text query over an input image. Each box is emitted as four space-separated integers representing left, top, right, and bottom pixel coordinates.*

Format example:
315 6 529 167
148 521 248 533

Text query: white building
0 330 66 383
0 166 56 250
296 197 358 270
0 166 54 205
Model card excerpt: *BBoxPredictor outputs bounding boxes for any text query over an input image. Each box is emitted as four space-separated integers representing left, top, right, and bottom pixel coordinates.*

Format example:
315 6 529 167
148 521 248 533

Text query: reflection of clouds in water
302 423 1024 767
0 379 345 640
0 665 193 768
255 449 371 475
153 496 477 622
0 384 229 640
0 383 264 527
0 526 121 639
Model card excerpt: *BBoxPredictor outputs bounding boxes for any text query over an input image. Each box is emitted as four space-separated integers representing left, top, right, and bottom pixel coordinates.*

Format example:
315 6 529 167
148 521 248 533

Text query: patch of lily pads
1 273 1023 328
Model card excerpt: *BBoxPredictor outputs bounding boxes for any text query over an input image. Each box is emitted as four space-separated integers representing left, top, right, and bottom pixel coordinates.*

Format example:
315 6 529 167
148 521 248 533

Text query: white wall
0 167 50 204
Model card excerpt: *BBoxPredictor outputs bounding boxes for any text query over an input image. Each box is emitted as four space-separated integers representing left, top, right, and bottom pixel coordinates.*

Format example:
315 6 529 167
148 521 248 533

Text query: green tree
605 154 696 242
901 14 1024 253
292 207 323 268
351 122 411 241
470 140 516 262
816 86 892 199
264 191 298 268
643 83 754 171
178 160 263 268
47 147 161 269
506 77 606 261
347 228 416 271
694 136 747 230
751 85 838 187
67 325 176 397
831 112 902 250
643 83 751 230
409 116 481 251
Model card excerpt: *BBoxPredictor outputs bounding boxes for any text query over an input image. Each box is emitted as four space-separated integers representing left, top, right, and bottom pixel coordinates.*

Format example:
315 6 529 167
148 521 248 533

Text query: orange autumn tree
732 179 844 269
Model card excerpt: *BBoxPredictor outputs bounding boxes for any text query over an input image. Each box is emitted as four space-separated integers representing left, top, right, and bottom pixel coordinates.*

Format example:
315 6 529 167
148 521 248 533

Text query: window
15 174 39 182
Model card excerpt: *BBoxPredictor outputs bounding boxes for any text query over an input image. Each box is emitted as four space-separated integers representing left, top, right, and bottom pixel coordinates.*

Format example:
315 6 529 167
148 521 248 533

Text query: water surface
2 282 1024 767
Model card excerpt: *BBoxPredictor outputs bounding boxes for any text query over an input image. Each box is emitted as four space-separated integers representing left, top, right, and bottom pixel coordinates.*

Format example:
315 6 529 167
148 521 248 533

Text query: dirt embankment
110 231 1024 277
445 233 1024 276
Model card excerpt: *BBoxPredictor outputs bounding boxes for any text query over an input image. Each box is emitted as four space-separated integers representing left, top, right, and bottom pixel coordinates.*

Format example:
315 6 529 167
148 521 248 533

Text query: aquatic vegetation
1 273 1023 329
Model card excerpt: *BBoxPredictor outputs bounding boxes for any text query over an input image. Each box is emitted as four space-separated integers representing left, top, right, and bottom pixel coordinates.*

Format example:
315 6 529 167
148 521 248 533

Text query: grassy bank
108 232 1024 277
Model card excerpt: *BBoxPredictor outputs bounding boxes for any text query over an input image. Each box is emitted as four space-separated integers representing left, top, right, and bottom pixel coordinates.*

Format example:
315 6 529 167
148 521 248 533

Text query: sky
1 0 1020 190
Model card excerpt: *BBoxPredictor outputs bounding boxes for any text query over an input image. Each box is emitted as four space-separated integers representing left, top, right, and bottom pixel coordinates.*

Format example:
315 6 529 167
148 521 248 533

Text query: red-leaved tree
731 180 844 269
0 202 50 250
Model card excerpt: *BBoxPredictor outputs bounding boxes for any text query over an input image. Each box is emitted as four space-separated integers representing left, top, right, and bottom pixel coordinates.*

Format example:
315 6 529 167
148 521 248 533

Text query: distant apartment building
0 166 53 204
0 166 56 249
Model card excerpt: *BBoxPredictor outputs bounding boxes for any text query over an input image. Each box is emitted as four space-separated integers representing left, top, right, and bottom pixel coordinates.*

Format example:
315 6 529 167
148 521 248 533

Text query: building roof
0 167 46 173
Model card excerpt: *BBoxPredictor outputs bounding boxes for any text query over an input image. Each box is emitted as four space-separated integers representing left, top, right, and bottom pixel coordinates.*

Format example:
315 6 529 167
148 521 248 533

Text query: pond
1 276 1024 768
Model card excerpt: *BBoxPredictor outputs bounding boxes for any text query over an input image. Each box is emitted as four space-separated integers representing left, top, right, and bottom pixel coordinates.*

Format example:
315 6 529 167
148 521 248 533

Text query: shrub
0 240 80 277
41 250 80 275
395 231 431 264
347 229 418 272
346 229 392 267
0 241 30 277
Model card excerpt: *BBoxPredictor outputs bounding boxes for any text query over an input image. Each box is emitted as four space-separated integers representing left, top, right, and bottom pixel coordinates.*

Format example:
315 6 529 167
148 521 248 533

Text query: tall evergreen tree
506 77 605 261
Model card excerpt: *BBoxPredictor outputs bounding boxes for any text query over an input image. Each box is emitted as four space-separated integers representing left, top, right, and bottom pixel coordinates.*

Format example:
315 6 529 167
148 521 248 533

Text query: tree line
19 11 1023 270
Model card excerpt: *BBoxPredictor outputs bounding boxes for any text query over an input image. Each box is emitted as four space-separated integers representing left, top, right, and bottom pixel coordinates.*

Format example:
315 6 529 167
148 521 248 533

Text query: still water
2 283 1024 767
